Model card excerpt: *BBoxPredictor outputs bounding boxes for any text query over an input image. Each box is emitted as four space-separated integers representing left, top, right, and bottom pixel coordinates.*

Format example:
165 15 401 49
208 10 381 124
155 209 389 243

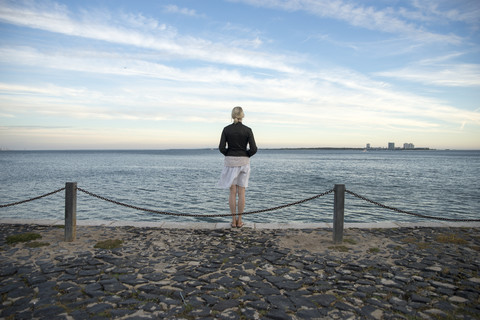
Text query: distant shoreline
6 147 480 152
265 147 433 151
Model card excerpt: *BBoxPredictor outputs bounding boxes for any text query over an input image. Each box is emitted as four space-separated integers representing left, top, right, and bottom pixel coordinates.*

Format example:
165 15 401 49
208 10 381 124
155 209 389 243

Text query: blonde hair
231 106 244 123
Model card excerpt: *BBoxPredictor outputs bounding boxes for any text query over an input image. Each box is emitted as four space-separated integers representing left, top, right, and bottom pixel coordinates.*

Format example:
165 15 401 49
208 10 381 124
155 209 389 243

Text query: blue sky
0 0 479 150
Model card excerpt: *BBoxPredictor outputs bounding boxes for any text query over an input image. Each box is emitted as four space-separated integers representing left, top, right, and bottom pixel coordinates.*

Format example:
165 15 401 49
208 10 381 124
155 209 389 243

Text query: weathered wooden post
65 182 77 242
333 184 345 244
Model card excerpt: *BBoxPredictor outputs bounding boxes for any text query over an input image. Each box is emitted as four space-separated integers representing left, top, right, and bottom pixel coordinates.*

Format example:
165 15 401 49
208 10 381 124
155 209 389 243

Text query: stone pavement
1 222 480 319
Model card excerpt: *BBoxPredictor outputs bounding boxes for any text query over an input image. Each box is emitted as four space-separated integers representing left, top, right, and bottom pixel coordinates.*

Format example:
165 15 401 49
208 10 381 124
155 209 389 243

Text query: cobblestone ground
1 224 479 319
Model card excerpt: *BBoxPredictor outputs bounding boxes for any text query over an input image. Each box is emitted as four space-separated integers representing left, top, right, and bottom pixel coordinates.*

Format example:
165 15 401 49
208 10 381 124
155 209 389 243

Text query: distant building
388 142 395 150
366 143 371 149
403 143 415 149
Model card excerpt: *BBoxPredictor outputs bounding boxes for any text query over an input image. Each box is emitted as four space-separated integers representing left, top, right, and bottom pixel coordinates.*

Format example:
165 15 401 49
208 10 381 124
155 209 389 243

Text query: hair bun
231 106 244 123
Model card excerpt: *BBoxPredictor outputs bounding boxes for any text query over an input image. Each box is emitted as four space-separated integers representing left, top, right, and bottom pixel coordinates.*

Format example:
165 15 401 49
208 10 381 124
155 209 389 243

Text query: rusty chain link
77 187 334 218
0 187 66 208
346 189 480 222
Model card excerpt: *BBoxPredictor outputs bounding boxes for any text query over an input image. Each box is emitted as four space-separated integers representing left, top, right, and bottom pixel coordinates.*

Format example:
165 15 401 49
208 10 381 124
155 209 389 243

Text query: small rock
424 308 448 317
449 296 469 304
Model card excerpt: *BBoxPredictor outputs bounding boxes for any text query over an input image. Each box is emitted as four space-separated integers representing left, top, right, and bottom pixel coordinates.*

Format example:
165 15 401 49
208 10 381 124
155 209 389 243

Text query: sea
0 149 479 224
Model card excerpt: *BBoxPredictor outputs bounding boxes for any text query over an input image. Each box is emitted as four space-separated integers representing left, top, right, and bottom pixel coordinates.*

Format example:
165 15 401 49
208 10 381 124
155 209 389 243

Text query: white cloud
163 4 203 18
411 0 480 26
229 0 464 44
375 59 480 87
0 0 295 73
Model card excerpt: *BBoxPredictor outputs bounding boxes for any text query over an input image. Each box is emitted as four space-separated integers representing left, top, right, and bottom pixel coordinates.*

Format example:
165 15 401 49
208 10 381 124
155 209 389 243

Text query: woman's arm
247 129 257 157
219 129 228 155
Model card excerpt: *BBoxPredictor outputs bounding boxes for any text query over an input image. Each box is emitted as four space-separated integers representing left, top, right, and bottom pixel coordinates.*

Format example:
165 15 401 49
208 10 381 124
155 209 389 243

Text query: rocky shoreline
1 223 479 319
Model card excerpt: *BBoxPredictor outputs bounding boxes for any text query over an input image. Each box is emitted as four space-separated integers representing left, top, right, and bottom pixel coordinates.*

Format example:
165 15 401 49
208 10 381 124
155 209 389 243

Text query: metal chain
0 187 66 208
2 185 477 222
346 189 480 222
77 187 334 218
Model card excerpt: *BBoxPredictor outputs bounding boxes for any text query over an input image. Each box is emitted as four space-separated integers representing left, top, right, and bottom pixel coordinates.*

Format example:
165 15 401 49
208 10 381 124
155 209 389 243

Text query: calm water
0 149 479 223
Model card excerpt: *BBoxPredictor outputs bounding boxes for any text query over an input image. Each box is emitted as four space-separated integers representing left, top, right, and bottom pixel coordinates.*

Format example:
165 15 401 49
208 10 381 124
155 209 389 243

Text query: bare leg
237 186 245 226
229 185 237 227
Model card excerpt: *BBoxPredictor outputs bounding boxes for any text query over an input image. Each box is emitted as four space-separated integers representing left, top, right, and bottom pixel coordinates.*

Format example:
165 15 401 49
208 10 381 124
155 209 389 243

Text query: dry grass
436 233 468 245
94 239 123 249
6 232 42 245
328 245 350 252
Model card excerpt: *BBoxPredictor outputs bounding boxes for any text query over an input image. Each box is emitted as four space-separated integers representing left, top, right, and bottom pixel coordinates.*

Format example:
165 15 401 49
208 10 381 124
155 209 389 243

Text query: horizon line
3 147 478 152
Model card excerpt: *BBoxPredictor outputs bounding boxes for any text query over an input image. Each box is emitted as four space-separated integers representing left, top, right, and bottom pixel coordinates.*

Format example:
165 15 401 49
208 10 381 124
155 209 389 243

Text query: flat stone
101 279 128 293
266 295 295 311
468 277 480 284
410 293 431 304
289 296 317 309
246 300 269 310
380 278 400 287
33 305 65 318
118 274 148 285
310 294 337 307
296 309 326 319
449 296 469 304
87 303 114 314
425 266 443 272
275 280 302 290
389 296 407 306
84 282 103 297
424 308 448 317
0 265 17 277
211 299 240 311
78 269 100 277
265 308 292 320
430 280 457 290
360 305 383 320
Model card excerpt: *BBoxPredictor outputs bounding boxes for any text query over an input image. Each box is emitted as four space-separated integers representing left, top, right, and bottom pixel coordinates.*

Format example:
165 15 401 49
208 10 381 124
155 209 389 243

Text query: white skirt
217 164 251 189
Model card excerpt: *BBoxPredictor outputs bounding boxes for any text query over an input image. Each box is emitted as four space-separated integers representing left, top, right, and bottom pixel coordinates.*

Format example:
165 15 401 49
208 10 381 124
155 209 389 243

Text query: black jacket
219 122 257 157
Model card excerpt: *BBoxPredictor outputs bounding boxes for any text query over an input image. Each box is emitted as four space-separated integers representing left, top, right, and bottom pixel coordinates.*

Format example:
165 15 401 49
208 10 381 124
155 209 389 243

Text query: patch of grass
328 245 349 252
343 238 357 245
176 303 195 320
401 237 417 244
25 241 50 248
401 237 429 249
416 242 430 250
94 239 123 249
436 233 468 245
6 232 42 245
232 286 245 300
95 311 112 318
367 247 380 254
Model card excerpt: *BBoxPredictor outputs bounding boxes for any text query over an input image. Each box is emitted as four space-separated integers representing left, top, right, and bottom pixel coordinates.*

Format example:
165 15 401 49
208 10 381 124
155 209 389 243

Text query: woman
218 106 257 228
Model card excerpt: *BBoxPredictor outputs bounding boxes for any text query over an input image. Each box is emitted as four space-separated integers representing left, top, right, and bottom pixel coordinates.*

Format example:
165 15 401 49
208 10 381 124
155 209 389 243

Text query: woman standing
218 107 257 228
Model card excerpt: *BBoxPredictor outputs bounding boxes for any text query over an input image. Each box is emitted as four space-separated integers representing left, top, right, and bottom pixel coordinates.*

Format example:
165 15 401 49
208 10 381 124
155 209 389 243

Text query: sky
0 0 479 150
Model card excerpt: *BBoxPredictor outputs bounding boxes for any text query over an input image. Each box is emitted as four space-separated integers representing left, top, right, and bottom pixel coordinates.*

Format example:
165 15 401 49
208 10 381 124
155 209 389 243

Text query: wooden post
333 184 345 244
65 182 77 242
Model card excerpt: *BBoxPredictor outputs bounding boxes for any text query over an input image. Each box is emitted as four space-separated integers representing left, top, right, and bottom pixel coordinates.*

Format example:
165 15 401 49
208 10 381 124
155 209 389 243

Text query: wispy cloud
229 0 465 44
411 0 480 26
163 4 204 18
0 0 295 73
375 56 480 87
